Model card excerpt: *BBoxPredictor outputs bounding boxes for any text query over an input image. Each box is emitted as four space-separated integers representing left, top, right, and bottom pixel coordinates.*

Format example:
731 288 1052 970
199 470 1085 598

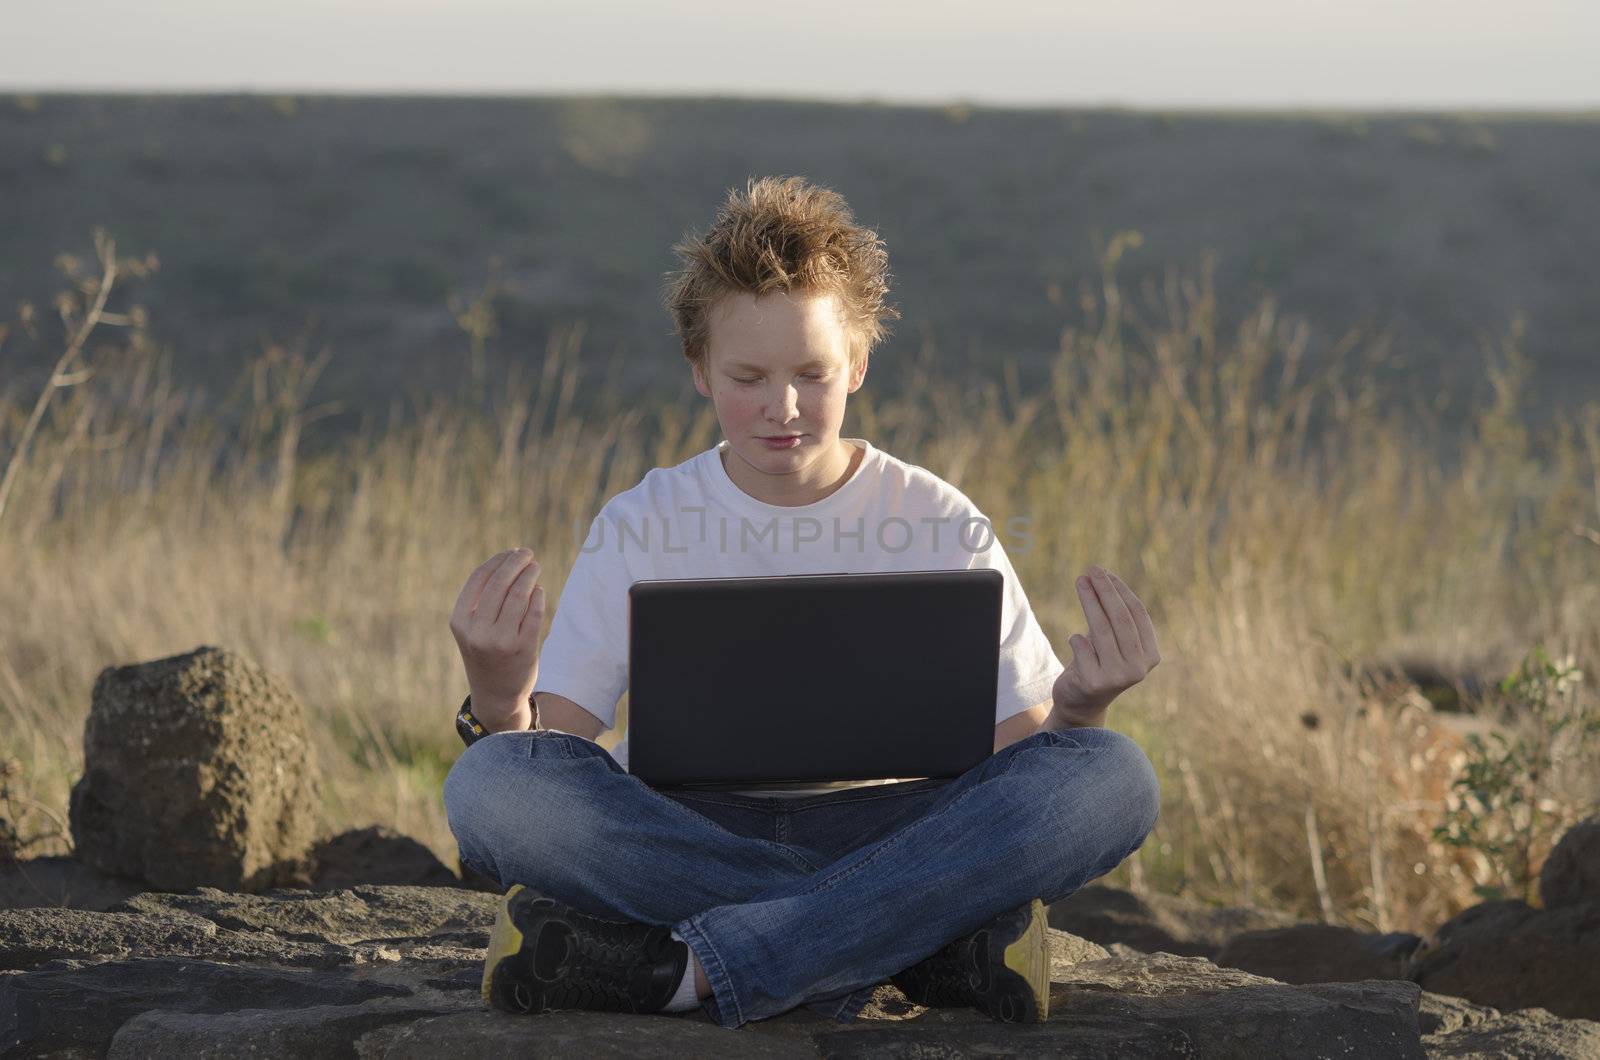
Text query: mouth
760 434 803 440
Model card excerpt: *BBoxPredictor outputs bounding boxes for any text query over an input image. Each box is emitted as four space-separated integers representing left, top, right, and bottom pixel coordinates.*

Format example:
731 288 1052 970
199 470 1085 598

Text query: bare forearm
995 699 1107 753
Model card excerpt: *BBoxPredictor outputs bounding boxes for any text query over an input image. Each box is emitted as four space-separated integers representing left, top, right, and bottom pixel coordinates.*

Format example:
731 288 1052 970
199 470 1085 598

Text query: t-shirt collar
707 437 875 516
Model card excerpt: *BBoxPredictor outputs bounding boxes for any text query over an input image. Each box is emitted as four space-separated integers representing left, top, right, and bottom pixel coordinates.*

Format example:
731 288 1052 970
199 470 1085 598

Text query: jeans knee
442 734 520 850
1036 726 1161 847
1101 728 1161 843
442 730 610 883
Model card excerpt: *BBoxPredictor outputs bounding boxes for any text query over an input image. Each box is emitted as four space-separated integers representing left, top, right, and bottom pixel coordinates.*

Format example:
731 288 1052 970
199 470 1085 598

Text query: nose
766 382 799 423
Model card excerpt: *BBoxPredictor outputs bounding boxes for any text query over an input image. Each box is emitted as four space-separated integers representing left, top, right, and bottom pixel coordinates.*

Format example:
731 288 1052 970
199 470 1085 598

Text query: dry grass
2 234 1597 932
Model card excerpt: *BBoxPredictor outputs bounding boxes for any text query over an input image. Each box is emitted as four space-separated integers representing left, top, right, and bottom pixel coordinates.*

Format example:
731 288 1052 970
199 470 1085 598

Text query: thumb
1069 633 1099 669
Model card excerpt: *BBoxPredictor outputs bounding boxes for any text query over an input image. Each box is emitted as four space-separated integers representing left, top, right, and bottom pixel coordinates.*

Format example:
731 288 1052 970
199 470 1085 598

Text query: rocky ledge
4 883 1598 1059
6 647 1598 1056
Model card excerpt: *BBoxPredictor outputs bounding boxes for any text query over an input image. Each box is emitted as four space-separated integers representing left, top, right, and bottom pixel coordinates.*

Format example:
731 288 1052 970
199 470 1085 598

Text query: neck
722 438 862 507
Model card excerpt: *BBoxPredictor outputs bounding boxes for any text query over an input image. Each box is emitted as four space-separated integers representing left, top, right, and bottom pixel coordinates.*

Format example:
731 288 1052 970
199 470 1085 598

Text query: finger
1106 570 1160 663
1076 572 1118 662
453 550 514 628
1089 566 1140 658
475 549 529 624
519 584 546 637
1068 632 1100 673
491 553 540 624
470 550 519 612
500 558 543 628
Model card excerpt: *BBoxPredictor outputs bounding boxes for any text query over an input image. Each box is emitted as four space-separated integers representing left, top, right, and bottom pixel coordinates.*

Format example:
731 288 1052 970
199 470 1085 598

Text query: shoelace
897 933 980 1006
542 911 675 1011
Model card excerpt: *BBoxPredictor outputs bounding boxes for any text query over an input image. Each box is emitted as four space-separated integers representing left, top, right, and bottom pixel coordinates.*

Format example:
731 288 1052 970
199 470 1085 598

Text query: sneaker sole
482 882 530 1010
988 897 1050 1023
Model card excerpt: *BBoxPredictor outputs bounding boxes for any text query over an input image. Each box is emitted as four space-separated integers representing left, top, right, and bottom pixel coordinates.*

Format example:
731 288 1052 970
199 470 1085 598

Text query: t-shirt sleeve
531 514 630 731
965 519 1063 726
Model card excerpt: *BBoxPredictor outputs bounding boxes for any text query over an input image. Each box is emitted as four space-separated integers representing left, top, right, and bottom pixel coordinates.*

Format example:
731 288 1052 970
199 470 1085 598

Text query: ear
847 349 869 393
692 358 712 398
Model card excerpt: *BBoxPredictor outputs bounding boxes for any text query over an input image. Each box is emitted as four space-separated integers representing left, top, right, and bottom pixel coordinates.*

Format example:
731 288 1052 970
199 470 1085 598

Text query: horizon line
5 85 1599 118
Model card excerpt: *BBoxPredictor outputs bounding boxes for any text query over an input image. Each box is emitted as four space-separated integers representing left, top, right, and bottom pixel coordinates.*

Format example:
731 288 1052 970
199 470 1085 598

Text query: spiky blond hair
662 175 899 375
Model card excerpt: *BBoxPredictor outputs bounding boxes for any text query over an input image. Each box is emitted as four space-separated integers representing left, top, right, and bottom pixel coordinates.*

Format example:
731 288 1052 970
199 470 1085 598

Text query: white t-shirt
533 437 1063 796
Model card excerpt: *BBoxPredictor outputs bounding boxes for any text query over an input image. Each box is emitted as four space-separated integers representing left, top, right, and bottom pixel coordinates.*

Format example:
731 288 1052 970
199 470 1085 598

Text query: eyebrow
724 359 832 372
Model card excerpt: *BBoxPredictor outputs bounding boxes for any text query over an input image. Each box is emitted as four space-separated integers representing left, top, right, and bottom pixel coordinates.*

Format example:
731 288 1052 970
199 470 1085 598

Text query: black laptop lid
626 568 1002 789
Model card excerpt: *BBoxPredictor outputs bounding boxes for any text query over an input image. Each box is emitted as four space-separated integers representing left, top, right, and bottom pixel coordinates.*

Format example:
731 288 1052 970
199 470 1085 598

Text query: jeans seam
785 730 1087 901
649 796 818 876
518 729 580 760
663 792 772 810
677 916 744 1028
785 781 948 812
539 740 825 877
792 749 1030 901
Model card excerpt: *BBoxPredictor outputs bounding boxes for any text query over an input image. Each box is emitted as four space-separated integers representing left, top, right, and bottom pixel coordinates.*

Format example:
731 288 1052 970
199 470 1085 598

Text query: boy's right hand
449 548 546 728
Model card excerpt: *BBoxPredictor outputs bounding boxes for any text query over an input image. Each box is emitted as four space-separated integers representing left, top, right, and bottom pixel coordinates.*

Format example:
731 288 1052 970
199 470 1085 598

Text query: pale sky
5 0 1597 109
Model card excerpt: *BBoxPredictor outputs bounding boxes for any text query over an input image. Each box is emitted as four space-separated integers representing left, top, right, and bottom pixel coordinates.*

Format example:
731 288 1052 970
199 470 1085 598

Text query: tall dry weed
1 234 1596 929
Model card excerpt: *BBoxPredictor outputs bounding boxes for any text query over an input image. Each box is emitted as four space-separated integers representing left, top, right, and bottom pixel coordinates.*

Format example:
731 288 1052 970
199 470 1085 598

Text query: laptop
626 568 1003 789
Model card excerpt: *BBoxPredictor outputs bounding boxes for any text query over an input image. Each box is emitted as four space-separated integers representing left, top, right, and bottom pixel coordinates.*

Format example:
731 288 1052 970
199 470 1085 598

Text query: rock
108 997 476 1059
0 854 145 911
813 1016 1197 1058
0 906 340 970
308 826 462 890
2 883 1596 1058
1 957 412 1057
1049 929 1110 972
1407 898 1600 1020
366 952 1426 1060
67 645 321 892
1049 954 1425 1058
1214 923 1421 984
456 861 505 893
371 1009 818 1059
0 830 473 914
1541 815 1600 910
1418 990 1500 1036
1047 885 1297 958
111 884 499 947
1425 1006 1600 1059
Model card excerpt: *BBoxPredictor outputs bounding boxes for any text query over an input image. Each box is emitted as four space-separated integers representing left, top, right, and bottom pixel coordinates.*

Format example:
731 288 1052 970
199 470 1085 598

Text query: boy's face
692 289 868 480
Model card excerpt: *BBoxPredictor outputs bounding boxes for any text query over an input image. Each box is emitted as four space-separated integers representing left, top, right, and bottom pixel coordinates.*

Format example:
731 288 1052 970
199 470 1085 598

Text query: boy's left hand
1050 565 1161 725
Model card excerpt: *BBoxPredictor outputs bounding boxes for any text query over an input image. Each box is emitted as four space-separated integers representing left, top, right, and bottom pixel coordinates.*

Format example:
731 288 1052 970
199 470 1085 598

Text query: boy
443 175 1162 1029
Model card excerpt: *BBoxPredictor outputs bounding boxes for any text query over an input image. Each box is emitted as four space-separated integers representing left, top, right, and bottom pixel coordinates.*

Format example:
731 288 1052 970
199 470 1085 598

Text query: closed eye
732 373 826 384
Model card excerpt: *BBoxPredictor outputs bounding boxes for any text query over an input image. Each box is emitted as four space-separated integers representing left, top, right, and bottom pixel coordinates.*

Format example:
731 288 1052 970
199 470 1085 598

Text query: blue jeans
442 725 1159 1030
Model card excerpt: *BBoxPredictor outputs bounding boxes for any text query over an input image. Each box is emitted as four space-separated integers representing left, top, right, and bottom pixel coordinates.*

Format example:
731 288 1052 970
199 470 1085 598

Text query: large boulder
1541 815 1600 910
1214 923 1421 984
306 826 461 890
1406 898 1600 1020
67 645 321 892
1047 884 1297 958
0 828 470 912
0 854 146 911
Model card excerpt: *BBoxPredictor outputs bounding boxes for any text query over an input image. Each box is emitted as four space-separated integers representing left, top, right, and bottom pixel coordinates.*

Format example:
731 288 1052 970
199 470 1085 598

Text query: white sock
662 930 701 1012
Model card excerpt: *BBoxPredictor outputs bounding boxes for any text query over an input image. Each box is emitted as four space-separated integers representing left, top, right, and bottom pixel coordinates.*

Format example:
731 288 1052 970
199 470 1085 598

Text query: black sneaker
889 898 1050 1023
481 884 690 1015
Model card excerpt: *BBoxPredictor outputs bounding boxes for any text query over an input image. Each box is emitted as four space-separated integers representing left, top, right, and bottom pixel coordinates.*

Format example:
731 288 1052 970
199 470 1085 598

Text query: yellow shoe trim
481 883 527 1007
1000 897 1050 1022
